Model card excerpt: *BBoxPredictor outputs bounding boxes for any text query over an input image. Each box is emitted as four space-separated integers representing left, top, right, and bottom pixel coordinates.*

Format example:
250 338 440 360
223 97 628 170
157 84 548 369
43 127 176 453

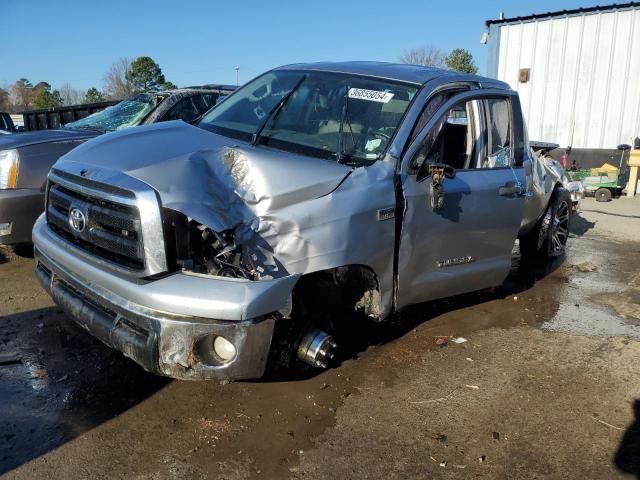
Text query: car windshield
64 93 160 132
199 70 418 165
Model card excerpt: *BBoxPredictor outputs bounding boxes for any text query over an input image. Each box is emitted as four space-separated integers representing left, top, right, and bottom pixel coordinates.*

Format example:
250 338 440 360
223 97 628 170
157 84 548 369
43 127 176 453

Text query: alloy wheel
551 200 570 253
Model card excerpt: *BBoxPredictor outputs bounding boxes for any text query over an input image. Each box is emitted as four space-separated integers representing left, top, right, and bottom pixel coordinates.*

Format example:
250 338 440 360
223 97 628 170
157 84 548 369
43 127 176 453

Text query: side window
410 95 514 173
162 97 200 122
483 98 512 168
192 94 219 116
411 99 481 172
409 90 460 142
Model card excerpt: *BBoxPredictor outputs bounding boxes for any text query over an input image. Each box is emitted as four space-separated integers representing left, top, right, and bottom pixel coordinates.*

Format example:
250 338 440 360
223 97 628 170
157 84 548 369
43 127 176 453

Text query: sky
0 0 608 91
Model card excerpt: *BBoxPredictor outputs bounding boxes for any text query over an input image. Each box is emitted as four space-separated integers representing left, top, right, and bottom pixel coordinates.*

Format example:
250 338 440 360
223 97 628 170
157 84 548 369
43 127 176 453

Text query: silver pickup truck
33 62 577 381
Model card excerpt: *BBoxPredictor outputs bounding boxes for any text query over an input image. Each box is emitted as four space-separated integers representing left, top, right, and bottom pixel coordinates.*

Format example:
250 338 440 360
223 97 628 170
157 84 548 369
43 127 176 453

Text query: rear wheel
520 187 572 259
595 187 612 202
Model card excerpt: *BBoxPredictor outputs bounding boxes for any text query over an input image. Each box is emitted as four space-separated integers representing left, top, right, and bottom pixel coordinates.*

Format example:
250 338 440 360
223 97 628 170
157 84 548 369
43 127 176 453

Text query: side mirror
417 161 456 183
416 163 456 210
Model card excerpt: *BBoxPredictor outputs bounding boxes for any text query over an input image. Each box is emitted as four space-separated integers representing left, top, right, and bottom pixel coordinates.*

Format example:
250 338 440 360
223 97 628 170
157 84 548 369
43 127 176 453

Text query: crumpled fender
521 147 569 233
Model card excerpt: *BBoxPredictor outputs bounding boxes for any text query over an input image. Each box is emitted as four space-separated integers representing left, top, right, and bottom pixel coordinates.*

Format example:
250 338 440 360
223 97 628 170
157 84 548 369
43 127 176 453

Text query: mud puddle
542 236 640 339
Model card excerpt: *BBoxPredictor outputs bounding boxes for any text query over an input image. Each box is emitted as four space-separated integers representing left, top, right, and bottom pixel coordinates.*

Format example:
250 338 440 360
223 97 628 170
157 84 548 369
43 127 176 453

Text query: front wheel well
266 265 382 373
292 265 382 320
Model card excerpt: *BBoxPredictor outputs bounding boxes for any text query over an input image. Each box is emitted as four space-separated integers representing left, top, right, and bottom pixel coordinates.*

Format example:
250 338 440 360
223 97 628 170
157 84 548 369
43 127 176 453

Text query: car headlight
0 149 19 189
567 181 584 193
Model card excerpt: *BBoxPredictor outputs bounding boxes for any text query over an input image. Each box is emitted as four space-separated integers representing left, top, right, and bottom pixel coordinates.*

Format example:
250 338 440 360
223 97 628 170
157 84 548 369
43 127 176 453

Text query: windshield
199 70 418 164
64 93 160 132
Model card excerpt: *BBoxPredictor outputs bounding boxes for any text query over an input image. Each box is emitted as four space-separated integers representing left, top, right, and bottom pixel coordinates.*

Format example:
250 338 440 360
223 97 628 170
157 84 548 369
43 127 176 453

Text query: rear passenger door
397 89 527 308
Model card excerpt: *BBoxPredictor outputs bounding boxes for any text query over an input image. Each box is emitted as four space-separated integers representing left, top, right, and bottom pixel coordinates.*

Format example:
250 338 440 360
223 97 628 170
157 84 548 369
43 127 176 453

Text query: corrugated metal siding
494 7 640 149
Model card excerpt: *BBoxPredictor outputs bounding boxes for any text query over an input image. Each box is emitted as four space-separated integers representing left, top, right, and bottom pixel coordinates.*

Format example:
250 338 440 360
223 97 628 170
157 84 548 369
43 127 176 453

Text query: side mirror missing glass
417 162 456 183
417 163 456 210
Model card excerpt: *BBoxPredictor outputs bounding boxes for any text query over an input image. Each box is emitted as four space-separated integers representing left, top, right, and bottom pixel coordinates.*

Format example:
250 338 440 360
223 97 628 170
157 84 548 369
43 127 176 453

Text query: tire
595 187 612 202
520 187 572 260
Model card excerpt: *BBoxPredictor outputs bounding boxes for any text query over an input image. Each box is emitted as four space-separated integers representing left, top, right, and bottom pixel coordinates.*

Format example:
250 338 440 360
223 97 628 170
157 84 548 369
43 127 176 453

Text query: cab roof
276 61 505 88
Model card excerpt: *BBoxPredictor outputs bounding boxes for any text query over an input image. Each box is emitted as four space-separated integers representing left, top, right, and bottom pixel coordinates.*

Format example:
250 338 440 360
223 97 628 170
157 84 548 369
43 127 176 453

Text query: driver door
397 89 527 309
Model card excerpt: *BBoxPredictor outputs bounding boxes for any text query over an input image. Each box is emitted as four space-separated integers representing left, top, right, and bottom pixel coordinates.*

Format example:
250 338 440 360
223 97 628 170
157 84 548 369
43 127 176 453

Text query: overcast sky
0 0 606 90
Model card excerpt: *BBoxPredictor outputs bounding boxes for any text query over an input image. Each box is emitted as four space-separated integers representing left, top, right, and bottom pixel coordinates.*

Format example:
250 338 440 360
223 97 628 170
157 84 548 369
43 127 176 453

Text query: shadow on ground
615 400 640 478
571 213 596 237
0 306 168 475
582 209 640 220
0 244 34 265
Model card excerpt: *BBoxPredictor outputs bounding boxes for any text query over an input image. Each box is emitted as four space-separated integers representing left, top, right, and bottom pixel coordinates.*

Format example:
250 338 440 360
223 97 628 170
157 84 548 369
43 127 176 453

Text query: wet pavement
1 197 639 479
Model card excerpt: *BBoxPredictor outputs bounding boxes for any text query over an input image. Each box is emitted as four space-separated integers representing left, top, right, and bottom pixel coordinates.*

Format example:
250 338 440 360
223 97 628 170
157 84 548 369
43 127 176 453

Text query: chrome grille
47 182 145 270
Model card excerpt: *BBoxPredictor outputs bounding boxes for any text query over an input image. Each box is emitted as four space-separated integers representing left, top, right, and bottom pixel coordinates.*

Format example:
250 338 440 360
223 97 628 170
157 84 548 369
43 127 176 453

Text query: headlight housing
566 181 584 193
566 181 585 202
0 149 19 189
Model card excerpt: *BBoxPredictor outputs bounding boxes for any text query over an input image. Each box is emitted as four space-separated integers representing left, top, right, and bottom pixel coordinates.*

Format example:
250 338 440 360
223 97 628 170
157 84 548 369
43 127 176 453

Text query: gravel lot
1 196 639 480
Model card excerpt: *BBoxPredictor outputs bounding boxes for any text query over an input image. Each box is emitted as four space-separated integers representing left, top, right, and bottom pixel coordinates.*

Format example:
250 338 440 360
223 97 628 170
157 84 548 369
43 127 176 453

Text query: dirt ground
1 196 639 479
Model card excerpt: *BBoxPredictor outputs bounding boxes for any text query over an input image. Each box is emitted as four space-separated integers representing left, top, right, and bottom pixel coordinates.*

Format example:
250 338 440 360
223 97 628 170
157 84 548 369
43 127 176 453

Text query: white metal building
484 3 640 150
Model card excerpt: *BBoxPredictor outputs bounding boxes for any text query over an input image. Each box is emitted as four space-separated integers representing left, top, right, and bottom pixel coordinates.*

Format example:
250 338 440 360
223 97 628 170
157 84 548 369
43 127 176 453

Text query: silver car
33 62 571 380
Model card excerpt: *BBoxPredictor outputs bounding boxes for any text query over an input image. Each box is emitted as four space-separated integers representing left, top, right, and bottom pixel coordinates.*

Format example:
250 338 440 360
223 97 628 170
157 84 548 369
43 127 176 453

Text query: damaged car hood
55 120 352 231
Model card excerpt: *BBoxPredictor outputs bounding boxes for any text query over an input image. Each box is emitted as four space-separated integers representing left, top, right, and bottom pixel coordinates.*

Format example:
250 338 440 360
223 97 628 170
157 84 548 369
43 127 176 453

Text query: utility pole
235 66 239 86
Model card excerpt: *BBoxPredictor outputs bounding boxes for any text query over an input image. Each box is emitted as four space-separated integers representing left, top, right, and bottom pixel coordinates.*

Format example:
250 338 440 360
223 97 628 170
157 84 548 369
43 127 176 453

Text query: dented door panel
397 167 525 308
396 89 526 308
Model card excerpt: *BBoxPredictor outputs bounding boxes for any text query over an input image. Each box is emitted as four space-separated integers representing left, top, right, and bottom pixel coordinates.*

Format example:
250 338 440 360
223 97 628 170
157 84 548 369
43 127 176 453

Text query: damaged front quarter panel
521 144 571 232
160 145 399 319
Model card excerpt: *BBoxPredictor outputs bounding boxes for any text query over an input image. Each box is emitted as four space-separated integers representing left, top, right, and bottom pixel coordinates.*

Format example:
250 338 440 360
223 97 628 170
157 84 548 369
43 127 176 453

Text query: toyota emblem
68 207 86 233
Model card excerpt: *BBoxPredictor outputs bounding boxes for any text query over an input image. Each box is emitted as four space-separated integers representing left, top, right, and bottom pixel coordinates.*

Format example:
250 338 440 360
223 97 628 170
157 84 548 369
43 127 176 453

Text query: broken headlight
164 210 256 279
191 223 256 279
566 181 585 202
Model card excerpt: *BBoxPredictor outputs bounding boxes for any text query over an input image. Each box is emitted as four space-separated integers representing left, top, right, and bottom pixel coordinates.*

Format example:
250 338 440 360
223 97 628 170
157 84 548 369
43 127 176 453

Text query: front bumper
33 216 298 381
0 188 44 245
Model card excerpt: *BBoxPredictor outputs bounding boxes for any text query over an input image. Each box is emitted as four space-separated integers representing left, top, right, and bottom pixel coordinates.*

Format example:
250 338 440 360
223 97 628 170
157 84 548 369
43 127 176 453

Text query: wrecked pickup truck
33 62 573 381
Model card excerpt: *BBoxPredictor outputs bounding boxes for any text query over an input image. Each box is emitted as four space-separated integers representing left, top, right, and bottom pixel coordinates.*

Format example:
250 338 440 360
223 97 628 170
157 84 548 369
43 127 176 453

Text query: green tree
32 82 63 109
84 87 104 103
445 48 478 74
125 56 171 92
161 81 178 90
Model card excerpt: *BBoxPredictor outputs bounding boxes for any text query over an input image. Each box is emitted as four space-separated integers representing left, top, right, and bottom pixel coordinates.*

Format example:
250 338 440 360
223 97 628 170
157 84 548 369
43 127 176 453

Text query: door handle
498 181 524 197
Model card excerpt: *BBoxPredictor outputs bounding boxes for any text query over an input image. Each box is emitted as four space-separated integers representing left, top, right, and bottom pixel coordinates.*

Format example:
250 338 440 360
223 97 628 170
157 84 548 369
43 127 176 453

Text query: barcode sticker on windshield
348 88 394 103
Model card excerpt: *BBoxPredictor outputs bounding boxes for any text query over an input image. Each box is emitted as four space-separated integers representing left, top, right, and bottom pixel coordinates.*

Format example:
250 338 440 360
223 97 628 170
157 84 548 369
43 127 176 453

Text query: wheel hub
296 328 337 369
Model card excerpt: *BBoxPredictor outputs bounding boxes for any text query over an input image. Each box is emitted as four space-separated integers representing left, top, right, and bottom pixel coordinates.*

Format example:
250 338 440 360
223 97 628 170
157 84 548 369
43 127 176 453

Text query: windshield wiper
252 74 306 146
336 81 357 164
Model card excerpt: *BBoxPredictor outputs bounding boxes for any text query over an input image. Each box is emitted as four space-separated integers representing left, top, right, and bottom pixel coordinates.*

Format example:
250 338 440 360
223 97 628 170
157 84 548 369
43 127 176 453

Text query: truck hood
55 121 352 232
0 128 97 150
